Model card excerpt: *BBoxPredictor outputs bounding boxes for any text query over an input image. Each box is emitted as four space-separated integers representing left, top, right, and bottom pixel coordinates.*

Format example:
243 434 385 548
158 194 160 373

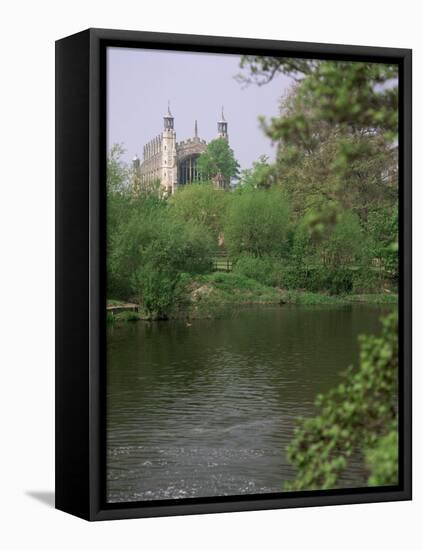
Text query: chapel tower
161 102 178 194
217 106 228 140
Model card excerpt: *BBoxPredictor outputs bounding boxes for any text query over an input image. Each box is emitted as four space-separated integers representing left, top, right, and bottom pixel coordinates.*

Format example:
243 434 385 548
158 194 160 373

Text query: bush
107 183 216 316
320 211 365 266
233 257 355 295
115 311 140 322
107 193 167 300
352 267 382 293
233 255 277 287
134 220 215 319
273 265 353 295
324 267 354 295
366 428 398 487
224 187 289 258
170 182 230 238
135 268 183 319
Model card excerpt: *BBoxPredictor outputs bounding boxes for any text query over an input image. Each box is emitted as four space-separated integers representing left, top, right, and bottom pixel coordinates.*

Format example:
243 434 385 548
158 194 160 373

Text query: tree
134 217 215 318
365 204 398 278
319 211 365 266
239 59 398 232
196 138 240 186
107 176 216 316
107 144 134 297
238 155 274 190
107 191 165 299
170 182 230 239
107 143 130 194
224 187 289 258
239 58 398 140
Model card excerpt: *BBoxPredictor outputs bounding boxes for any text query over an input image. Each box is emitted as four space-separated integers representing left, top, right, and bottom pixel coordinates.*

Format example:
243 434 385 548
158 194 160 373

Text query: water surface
107 304 391 502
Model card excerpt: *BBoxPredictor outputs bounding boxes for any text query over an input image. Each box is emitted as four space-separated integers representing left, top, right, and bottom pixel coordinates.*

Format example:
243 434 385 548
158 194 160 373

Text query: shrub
224 187 289 258
170 182 230 238
352 267 383 293
233 255 276 286
115 311 140 322
325 267 354 295
272 265 353 295
134 220 215 319
366 428 398 487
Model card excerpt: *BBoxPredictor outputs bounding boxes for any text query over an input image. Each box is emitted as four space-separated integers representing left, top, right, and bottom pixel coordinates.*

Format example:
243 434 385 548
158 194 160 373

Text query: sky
107 47 294 172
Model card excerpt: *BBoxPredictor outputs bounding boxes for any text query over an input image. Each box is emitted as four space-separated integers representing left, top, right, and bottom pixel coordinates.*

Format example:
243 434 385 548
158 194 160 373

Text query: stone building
132 105 229 196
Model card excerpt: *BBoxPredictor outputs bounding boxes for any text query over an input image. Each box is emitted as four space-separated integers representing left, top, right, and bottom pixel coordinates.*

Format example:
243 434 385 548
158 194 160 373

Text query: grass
186 272 397 317
115 311 140 322
198 272 283 302
107 310 141 323
107 298 125 307
281 290 397 306
346 293 398 304
107 273 398 321
282 291 346 305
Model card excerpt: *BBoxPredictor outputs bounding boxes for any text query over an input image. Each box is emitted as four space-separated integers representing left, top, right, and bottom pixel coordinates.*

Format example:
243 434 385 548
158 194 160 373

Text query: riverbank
107 272 397 322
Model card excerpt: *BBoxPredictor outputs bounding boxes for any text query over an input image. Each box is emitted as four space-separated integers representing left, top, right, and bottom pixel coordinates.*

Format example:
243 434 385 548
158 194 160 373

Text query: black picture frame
55 28 412 521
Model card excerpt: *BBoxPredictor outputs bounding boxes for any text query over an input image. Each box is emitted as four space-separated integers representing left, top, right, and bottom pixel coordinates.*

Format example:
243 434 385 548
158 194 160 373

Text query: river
106 303 392 503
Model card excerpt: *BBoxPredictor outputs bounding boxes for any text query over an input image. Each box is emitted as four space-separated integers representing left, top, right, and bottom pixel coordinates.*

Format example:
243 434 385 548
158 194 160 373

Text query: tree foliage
170 183 230 239
133 216 215 318
319 211 365 266
240 57 398 139
365 205 399 277
224 187 289 258
238 155 274 190
197 138 240 183
107 148 215 316
239 58 398 244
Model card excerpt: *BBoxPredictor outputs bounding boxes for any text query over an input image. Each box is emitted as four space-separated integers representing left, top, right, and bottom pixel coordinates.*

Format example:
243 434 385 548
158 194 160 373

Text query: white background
0 1 419 548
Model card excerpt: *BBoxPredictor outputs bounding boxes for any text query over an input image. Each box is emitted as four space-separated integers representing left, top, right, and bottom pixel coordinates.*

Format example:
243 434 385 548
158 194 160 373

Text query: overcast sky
107 47 294 171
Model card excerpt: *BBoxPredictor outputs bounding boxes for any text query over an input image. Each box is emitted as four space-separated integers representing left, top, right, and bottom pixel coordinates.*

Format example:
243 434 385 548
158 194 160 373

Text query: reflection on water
106 304 391 502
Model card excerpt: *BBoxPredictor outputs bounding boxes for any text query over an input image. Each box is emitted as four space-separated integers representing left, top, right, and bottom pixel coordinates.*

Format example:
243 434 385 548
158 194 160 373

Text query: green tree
107 143 130 194
239 58 398 240
106 144 217 311
107 192 165 299
239 58 398 140
134 217 215 318
224 187 289 258
320 211 365 266
365 204 399 277
170 182 230 239
238 155 274 190
197 138 240 185
107 144 134 297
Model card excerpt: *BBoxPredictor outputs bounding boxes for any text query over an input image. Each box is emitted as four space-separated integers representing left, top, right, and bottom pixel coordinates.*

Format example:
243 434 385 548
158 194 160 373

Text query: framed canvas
55 28 412 521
